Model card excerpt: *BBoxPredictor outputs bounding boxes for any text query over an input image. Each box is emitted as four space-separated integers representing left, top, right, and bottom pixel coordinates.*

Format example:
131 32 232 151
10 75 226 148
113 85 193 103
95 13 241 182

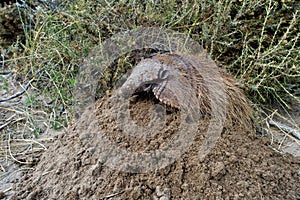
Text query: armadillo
119 53 252 124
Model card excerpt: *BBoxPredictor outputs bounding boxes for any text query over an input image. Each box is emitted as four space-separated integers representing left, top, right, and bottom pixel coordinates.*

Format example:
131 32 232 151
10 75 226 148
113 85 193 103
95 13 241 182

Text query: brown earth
10 92 300 200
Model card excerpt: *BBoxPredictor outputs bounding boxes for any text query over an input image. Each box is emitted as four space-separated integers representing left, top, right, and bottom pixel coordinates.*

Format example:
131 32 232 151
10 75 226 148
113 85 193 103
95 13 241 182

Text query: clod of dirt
12 92 300 199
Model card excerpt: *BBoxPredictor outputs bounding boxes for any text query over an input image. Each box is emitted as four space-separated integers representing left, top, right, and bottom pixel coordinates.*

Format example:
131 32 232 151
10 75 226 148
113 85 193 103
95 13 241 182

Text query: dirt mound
11 92 300 199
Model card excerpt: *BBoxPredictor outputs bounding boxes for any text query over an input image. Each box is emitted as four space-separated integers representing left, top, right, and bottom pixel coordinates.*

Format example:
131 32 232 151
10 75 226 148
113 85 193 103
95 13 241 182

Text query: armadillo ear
158 68 169 80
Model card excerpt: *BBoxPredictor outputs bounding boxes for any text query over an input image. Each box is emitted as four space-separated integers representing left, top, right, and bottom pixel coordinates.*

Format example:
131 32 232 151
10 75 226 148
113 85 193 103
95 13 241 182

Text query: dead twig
0 121 12 131
1 54 4 71
0 71 12 75
0 80 35 103
0 118 25 131
102 190 125 199
0 54 11 75
0 164 5 172
268 119 300 140
6 131 46 165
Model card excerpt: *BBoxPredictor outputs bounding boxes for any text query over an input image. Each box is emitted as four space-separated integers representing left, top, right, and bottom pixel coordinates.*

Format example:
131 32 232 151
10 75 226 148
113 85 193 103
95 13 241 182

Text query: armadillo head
119 57 194 109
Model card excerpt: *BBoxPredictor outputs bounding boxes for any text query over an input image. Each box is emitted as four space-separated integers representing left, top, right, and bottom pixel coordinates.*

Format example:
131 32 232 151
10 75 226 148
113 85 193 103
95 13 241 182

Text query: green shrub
7 0 300 121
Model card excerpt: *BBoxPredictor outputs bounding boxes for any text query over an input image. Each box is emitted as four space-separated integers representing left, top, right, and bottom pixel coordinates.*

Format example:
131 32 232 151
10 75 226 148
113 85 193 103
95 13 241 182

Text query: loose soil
10 92 300 199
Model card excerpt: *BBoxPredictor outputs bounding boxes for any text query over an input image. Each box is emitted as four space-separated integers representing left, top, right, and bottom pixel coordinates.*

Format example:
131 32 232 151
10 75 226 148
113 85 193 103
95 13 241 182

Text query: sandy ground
8 92 299 199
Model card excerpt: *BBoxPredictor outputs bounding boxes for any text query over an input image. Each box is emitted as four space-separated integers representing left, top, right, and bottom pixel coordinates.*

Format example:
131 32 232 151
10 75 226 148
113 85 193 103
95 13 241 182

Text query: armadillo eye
144 84 152 91
159 69 169 80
